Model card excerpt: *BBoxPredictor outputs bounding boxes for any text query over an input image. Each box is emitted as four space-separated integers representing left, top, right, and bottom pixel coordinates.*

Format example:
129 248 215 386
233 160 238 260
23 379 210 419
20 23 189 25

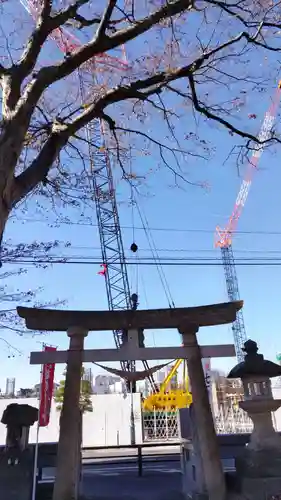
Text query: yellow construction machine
142 359 192 411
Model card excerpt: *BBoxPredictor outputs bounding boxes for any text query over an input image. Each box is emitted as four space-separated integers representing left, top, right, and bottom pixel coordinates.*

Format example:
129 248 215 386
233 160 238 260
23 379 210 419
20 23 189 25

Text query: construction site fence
142 406 253 442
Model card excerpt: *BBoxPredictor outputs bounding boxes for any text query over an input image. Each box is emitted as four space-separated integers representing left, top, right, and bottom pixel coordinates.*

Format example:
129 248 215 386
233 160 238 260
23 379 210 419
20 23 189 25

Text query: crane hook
98 264 107 276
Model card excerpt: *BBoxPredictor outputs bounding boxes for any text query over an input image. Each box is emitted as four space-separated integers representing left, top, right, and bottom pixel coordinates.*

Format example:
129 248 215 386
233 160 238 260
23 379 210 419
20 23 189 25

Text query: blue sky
1 1 281 392
2 102 281 391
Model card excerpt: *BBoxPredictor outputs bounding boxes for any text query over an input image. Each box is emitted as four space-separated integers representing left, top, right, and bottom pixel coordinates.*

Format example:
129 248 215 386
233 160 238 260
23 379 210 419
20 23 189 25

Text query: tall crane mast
20 0 156 389
215 82 281 362
83 116 155 389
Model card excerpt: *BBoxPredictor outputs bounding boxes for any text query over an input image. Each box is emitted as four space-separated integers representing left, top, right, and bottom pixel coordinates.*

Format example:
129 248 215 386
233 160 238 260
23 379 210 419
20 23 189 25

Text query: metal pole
31 424 40 500
137 446 142 476
130 381 135 445
31 356 44 500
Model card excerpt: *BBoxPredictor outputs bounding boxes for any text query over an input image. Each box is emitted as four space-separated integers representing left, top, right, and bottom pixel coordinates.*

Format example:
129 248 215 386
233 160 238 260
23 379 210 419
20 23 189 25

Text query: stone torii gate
18 300 243 500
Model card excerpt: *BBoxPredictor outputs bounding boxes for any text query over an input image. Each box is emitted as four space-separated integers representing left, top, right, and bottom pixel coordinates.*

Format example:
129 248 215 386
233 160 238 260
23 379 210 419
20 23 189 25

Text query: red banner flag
39 346 56 427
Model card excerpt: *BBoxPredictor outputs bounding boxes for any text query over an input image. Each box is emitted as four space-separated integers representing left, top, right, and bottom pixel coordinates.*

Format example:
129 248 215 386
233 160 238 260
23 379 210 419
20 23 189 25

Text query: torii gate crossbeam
18 300 243 500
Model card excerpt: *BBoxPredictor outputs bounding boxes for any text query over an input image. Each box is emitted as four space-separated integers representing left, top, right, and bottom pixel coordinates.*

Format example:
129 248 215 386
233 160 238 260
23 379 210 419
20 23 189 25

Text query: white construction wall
0 393 143 447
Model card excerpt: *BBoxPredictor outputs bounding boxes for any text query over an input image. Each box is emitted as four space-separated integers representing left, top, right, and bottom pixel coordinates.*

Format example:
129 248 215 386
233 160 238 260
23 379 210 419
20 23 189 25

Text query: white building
83 367 93 391
111 380 125 394
94 374 122 394
155 369 166 385
5 377 15 397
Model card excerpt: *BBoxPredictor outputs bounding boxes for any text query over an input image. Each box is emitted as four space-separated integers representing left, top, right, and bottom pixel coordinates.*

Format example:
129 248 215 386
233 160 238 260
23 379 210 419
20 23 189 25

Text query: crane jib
215 83 281 361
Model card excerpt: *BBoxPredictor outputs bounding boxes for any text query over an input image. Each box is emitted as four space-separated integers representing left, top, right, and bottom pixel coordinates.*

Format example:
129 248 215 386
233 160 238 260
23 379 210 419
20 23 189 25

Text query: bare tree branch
33 0 194 90
65 12 101 29
12 127 69 203
95 0 118 39
9 0 96 106
187 74 258 142
0 61 8 76
53 29 265 133
17 0 52 75
10 21 278 205
0 0 281 244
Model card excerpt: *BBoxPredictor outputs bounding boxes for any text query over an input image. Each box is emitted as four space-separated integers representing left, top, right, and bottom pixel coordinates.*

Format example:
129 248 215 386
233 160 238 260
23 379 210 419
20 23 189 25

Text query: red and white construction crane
20 0 156 390
215 81 281 362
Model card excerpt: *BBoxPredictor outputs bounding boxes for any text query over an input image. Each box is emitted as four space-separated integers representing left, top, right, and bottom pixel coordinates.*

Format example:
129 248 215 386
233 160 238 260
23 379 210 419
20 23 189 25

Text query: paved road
41 446 183 500
83 457 180 476
81 457 183 500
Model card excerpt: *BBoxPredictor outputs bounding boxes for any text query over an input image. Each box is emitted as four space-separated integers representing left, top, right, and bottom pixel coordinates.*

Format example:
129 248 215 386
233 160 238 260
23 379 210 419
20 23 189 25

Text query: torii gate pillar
55 327 88 500
18 300 243 500
180 326 226 500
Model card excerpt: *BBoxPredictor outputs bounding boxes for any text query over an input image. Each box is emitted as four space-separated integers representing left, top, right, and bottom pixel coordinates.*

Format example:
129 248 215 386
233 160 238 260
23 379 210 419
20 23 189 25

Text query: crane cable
128 166 158 390
132 191 190 396
127 181 169 391
133 191 175 309
129 158 139 298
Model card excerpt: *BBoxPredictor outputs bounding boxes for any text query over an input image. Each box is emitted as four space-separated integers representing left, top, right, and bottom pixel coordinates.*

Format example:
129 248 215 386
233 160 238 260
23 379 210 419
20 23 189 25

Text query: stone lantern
1 403 39 454
0 403 38 500
227 339 281 499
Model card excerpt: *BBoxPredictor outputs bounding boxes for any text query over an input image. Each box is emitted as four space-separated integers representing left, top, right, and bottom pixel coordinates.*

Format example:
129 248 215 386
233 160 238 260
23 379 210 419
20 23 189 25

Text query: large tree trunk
0 207 8 245
0 118 29 239
0 197 10 258
0 81 51 215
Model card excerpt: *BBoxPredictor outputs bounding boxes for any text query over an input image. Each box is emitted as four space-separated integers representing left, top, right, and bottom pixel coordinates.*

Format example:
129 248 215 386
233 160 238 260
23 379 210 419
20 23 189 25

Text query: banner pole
31 422 40 500
31 347 44 500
